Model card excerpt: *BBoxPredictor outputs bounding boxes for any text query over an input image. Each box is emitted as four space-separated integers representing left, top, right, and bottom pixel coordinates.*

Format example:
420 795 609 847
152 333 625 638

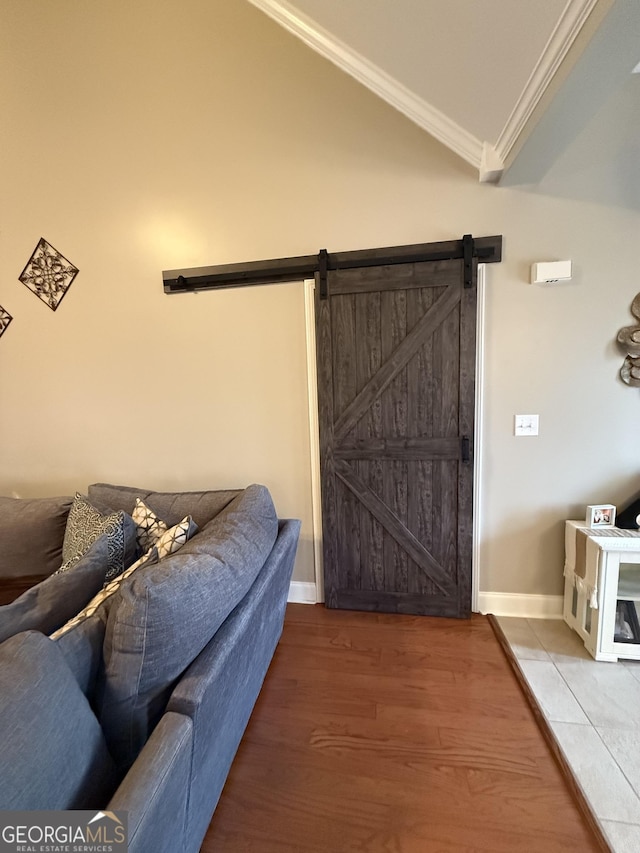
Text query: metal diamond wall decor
19 238 79 311
0 306 12 338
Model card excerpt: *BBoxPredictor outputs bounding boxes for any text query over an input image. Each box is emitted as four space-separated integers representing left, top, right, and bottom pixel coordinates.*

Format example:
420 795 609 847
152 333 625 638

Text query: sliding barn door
317 255 477 618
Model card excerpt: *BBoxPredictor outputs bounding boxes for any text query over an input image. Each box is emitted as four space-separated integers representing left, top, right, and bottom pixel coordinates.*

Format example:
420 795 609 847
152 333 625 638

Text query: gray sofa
0 482 300 853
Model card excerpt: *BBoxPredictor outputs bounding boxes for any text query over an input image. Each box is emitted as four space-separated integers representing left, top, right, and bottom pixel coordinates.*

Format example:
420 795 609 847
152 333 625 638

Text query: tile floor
497 615 640 853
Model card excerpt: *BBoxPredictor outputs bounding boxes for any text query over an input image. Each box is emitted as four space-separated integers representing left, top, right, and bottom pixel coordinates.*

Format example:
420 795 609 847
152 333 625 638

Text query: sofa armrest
167 518 300 851
108 711 193 853
169 518 300 720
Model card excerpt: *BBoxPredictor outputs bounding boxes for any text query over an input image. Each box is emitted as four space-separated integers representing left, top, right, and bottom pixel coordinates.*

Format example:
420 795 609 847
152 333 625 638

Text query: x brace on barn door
162 234 502 298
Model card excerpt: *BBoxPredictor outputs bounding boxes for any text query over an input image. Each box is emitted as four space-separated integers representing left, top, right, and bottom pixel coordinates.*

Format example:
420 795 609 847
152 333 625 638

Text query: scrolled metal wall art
19 238 79 311
0 306 12 339
0 238 80 342
618 293 640 386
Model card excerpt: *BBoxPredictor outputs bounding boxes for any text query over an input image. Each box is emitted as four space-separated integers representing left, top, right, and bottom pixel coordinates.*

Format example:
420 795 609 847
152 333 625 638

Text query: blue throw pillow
0 631 118 809
55 608 110 698
0 536 111 644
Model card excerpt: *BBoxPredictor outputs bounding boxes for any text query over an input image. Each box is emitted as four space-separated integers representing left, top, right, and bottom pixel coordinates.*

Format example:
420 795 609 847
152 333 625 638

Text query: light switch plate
514 414 539 436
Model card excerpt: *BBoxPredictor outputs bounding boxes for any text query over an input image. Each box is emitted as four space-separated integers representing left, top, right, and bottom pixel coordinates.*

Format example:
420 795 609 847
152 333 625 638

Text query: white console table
564 520 640 661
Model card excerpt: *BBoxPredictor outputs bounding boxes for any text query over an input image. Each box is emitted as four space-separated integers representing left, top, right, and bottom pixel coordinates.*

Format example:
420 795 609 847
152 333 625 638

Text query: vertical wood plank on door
356 291 383 593
407 285 437 596
332 293 357 422
333 293 360 595
457 260 478 616
315 290 338 607
381 290 408 594
437 286 461 597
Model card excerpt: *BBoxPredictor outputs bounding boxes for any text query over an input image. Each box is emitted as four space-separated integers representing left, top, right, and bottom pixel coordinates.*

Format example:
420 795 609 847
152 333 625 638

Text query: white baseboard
288 581 318 604
287 586 563 615
478 592 563 619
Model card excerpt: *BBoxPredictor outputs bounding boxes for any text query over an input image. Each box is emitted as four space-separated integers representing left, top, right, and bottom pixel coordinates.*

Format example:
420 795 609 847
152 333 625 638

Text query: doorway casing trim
472 264 486 614
303 278 323 604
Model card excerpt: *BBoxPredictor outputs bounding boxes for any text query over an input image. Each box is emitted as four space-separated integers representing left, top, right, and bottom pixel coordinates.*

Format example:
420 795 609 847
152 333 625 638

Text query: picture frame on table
586 504 616 528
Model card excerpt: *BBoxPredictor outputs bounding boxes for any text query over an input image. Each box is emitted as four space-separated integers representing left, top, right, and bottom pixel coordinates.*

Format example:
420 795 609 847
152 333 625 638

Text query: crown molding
479 142 504 184
494 0 600 163
247 0 484 172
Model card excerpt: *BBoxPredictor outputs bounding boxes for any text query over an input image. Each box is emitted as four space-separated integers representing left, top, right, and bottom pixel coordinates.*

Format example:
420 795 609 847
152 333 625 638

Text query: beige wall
1 0 639 598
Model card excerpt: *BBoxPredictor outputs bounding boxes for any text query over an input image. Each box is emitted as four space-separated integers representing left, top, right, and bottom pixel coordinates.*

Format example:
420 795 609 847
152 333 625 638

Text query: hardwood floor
202 604 607 852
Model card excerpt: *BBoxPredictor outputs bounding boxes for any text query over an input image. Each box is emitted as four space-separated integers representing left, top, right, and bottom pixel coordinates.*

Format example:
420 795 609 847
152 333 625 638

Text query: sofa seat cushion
97 484 278 771
0 535 111 645
0 631 118 810
88 482 241 529
0 495 72 579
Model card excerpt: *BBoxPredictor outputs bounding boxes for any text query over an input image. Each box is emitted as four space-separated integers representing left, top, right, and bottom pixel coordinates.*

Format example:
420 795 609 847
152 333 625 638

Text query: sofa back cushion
0 495 72 578
96 484 278 770
0 536 111 645
88 482 241 529
0 631 118 810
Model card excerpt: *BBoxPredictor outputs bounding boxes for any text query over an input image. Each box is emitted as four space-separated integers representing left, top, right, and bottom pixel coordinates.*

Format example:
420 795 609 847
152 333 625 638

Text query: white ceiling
246 0 640 183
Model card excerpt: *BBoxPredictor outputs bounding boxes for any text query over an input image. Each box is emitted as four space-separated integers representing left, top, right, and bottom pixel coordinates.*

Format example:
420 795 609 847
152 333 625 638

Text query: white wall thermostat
531 260 572 284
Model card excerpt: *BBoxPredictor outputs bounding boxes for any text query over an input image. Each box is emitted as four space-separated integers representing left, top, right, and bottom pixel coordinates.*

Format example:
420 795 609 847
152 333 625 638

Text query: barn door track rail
163 234 502 298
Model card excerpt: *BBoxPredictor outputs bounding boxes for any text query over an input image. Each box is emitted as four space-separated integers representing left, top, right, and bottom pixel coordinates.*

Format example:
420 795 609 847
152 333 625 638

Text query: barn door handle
461 435 471 463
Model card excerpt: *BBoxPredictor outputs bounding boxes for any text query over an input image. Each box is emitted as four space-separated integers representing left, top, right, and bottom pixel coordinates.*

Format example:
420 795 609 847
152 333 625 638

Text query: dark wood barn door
316 237 501 618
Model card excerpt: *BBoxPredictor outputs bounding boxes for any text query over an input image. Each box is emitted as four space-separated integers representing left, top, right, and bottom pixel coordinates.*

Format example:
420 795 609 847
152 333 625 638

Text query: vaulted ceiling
246 0 640 184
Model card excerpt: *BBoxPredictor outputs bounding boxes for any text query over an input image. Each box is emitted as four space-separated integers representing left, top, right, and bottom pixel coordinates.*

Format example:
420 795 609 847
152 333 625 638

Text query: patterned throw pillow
155 514 197 558
60 493 136 581
51 514 198 640
132 498 168 553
